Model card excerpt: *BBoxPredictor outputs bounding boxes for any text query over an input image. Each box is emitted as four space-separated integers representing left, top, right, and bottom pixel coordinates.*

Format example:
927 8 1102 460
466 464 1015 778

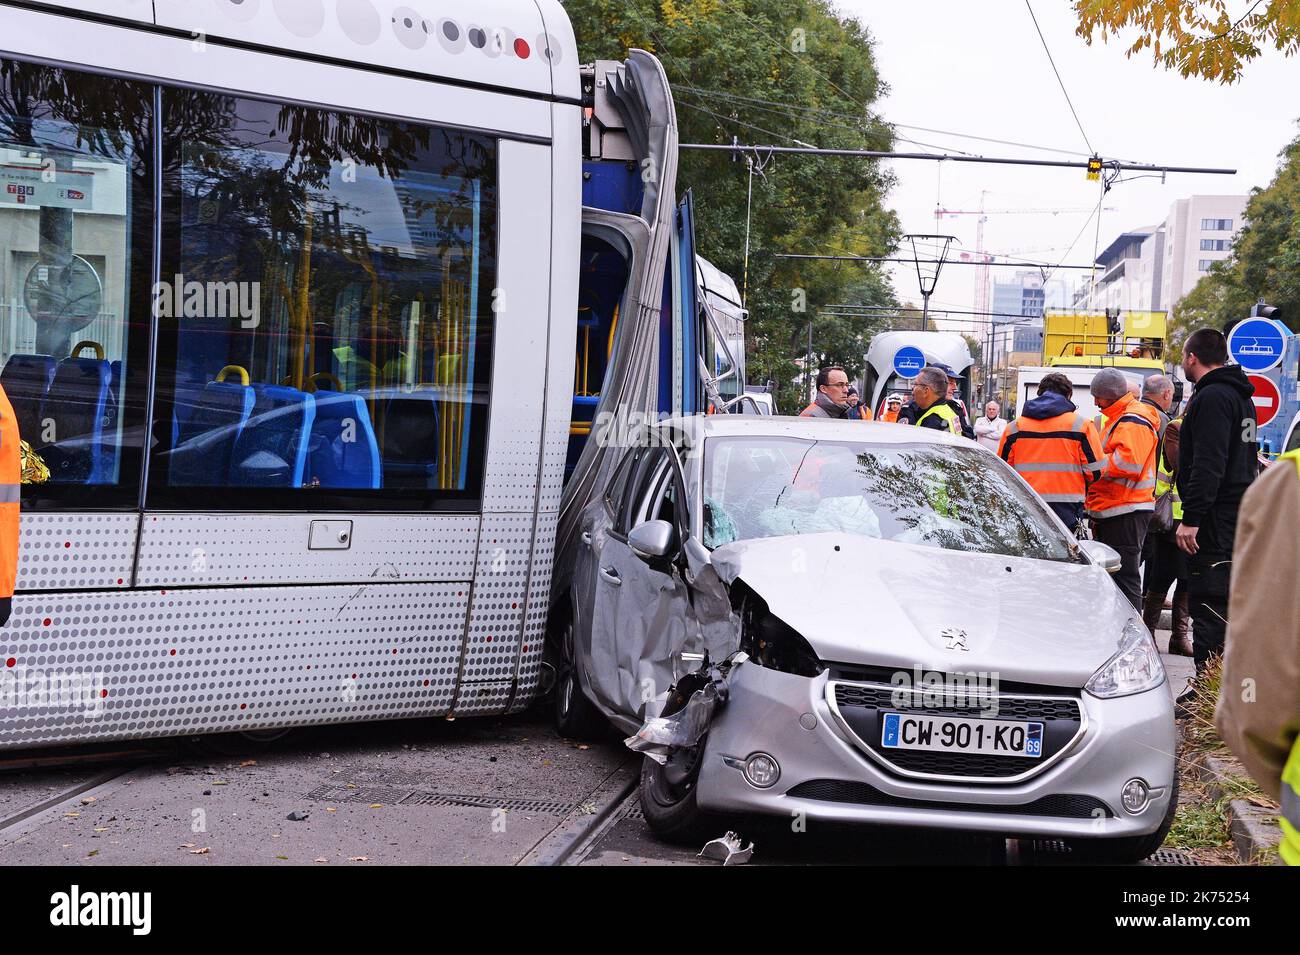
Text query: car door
572 442 642 701
587 441 694 724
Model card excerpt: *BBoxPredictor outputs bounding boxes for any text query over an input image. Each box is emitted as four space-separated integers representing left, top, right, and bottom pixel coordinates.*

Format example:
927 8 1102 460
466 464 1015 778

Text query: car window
703 436 1075 562
604 445 641 513
617 447 666 536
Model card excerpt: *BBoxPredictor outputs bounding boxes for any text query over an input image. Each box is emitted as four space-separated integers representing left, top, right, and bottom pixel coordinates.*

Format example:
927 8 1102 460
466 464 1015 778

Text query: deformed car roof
650 413 979 449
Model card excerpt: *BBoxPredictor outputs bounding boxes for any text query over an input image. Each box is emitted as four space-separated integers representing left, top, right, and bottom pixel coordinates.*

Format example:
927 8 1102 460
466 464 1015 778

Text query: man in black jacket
1175 328 1259 691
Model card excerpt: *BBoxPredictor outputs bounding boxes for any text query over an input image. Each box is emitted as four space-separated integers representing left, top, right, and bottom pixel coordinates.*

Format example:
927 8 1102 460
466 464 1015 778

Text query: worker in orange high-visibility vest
0 381 19 626
998 372 1103 534
1085 368 1161 610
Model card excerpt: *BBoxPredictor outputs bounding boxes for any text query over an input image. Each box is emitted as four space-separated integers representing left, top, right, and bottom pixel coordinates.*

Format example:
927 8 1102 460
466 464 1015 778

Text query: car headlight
1084 618 1166 699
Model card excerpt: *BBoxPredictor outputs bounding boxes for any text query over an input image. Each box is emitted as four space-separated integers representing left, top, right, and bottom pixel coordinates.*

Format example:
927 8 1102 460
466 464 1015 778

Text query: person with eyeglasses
800 365 871 420
896 366 961 435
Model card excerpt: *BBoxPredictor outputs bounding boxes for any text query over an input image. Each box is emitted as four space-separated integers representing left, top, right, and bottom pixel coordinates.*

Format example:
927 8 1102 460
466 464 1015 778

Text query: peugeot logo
942 627 969 651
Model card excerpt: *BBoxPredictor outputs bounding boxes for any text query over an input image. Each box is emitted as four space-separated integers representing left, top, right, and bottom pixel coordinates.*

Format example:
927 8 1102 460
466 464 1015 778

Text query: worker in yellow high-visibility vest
1215 449 1300 865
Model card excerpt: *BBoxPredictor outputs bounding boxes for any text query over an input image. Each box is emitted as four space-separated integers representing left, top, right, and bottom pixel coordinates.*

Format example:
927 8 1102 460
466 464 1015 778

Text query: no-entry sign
1247 374 1281 427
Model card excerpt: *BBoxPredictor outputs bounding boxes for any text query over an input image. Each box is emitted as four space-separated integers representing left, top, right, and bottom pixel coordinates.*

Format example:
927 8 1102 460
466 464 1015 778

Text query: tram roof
27 0 580 102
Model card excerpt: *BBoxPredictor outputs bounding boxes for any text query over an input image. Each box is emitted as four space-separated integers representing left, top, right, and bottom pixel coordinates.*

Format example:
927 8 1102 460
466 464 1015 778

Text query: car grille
828 678 1084 783
785 779 1111 818
833 683 1079 722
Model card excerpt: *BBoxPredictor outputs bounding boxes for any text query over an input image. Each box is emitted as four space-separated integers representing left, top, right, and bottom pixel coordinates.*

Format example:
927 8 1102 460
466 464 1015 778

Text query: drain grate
624 800 645 820
305 783 576 815
401 792 577 814
1150 847 1198 866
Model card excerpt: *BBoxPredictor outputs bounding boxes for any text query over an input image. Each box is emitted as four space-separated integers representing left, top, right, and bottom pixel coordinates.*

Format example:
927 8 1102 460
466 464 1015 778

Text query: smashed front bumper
694 661 1176 839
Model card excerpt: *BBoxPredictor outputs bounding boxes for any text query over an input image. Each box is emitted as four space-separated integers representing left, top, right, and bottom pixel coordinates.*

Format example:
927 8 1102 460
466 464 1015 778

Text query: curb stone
1196 753 1282 865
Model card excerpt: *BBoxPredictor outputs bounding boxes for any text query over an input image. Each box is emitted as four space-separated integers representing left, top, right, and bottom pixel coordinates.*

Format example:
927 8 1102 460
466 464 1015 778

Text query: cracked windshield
704 436 1075 562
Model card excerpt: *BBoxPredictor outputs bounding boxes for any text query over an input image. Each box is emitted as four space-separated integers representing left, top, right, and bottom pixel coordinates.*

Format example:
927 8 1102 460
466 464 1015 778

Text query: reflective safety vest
916 402 961 435
997 411 1103 507
1154 416 1183 522
1280 448 1300 866
1085 393 1160 519
0 384 20 600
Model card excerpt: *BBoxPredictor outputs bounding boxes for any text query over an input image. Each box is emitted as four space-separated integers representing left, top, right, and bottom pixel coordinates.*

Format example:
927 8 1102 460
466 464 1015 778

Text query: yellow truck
1013 309 1171 419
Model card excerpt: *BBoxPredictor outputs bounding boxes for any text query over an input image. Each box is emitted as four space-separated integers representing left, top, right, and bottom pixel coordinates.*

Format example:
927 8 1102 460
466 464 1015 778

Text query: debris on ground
286 810 309 822
698 831 754 866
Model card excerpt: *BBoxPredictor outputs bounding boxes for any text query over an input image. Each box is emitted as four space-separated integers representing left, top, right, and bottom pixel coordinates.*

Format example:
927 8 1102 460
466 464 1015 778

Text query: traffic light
1086 156 1102 182
1249 301 1283 320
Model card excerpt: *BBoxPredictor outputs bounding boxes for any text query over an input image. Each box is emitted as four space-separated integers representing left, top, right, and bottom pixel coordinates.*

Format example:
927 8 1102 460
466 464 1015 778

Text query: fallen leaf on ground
239 760 257 767
63 811 79 818
314 856 328 863
348 856 368 862
87 849 99 857
368 803 383 809
325 807 337 813
178 842 196 849
189 847 210 854
275 855 288 860
80 796 96 805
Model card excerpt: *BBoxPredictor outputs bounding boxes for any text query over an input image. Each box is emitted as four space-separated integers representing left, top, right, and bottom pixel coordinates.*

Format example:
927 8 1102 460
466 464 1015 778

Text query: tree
1170 129 1300 360
564 0 901 413
1074 0 1300 84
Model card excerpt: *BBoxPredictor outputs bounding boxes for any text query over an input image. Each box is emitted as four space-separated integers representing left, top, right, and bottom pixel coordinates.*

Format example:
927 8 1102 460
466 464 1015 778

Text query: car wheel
1064 773 1180 864
553 610 607 741
638 744 715 844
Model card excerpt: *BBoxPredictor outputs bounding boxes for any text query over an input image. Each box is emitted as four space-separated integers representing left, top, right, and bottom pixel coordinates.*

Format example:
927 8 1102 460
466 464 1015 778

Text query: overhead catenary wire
777 253 1101 270
679 142 1236 176
673 85 1088 158
1024 0 1094 156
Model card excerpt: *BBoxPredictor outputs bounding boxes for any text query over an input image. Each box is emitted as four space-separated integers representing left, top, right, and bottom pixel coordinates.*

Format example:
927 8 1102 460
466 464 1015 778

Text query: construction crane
932 195 1117 330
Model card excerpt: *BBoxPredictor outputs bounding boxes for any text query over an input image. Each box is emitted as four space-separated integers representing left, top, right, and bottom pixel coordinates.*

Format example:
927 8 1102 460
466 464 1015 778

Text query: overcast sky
831 0 1300 330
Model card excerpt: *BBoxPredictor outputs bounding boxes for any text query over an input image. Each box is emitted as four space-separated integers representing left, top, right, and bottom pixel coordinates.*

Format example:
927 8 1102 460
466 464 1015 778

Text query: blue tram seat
169 380 256 485
228 385 315 487
306 391 381 489
1 354 57 443
379 390 439 488
37 357 111 483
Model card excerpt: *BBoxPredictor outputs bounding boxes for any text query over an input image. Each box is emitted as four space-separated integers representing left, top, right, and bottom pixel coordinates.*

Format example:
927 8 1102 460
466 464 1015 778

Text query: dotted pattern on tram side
0 583 469 747
16 514 138 592
452 680 515 717
510 510 555 713
133 513 481 588
455 513 533 695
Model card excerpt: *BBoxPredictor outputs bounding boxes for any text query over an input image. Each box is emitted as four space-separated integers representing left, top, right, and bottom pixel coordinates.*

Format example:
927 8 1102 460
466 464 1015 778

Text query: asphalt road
0 634 1198 867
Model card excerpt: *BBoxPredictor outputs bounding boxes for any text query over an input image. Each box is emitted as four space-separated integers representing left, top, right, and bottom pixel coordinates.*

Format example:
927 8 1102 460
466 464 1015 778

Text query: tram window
151 90 497 509
0 58 154 506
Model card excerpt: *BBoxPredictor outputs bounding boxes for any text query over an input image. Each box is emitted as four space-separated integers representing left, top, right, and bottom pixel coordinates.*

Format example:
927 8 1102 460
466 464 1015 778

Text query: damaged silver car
549 416 1177 864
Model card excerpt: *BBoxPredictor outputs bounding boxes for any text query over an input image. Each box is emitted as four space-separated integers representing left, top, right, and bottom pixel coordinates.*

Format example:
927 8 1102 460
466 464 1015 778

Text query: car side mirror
628 519 679 569
1078 540 1122 574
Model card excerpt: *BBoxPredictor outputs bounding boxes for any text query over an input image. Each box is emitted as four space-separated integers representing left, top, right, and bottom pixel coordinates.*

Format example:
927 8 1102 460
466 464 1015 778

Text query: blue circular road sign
1228 318 1287 372
893 346 926 379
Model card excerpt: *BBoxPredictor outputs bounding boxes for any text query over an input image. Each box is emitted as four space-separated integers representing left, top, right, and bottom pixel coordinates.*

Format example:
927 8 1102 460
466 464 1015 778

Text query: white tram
0 0 731 748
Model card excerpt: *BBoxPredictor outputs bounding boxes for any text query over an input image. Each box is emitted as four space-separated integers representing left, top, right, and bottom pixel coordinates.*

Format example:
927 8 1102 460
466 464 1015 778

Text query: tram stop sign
893 346 926 379
1247 374 1281 428
1227 318 1287 373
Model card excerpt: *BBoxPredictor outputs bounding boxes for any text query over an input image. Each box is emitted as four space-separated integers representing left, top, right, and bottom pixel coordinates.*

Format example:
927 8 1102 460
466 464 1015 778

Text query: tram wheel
189 727 295 757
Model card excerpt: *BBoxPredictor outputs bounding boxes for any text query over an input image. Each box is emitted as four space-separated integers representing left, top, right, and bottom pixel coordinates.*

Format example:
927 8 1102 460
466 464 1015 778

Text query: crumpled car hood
710 532 1135 687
